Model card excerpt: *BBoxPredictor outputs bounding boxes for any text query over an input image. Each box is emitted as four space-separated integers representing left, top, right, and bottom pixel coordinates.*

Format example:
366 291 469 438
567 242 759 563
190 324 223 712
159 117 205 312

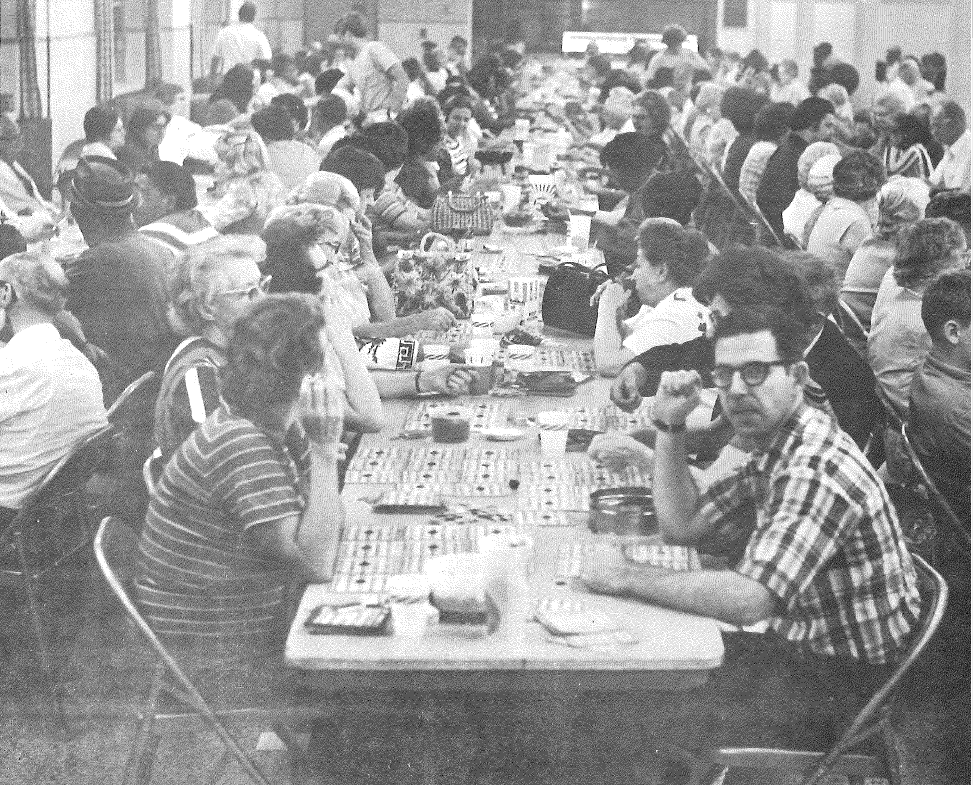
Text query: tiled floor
0 558 967 785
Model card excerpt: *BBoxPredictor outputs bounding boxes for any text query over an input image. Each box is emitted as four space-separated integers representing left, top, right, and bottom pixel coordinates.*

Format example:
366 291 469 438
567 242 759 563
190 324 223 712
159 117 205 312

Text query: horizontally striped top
136 404 310 643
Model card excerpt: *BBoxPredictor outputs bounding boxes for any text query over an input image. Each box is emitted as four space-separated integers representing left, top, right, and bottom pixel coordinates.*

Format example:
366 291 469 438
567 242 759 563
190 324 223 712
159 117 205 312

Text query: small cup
390 601 438 638
537 410 570 457
470 313 496 337
514 118 530 140
469 337 501 358
422 343 450 371
501 185 522 212
430 406 472 442
485 190 503 207
568 213 592 251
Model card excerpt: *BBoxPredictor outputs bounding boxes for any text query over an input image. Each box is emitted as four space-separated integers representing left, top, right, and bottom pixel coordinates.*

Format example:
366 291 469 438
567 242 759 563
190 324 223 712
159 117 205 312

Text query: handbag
540 261 609 337
392 233 478 319
431 191 495 237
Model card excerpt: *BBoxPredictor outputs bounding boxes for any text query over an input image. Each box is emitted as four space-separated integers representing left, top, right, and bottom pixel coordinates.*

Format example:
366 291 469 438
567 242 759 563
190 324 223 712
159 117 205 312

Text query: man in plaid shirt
583 306 921 772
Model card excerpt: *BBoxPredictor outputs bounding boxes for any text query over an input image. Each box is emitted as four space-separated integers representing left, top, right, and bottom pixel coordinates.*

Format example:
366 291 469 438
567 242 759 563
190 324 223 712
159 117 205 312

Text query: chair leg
202 749 232 785
193 706 274 785
879 708 903 785
123 660 164 785
14 529 67 735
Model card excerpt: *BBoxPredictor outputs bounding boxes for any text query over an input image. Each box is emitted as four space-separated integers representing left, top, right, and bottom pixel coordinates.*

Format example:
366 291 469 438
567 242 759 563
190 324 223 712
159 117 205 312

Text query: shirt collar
6 322 59 346
925 348 971 383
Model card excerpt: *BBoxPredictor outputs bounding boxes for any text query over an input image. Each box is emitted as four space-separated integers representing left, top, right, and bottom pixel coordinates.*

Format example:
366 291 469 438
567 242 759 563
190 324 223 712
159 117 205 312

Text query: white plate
482 427 526 442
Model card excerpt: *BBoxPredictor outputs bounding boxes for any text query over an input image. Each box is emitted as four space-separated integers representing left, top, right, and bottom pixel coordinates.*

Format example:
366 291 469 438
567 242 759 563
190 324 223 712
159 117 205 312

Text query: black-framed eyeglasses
710 361 790 390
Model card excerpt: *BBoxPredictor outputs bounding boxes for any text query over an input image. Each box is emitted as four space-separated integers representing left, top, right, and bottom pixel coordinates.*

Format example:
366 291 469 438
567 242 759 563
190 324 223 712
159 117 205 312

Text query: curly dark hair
719 86 767 135
261 213 326 296
221 294 326 428
894 217 967 290
637 219 711 287
271 92 309 133
251 103 295 143
211 64 256 115
713 306 808 365
638 170 703 226
397 97 445 159
320 145 386 195
350 121 409 172
693 245 818 335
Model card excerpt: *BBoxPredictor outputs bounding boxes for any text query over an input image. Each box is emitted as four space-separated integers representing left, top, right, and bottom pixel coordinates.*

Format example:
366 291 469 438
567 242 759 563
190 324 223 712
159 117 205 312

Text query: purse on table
391 233 478 319
540 261 610 337
431 191 495 237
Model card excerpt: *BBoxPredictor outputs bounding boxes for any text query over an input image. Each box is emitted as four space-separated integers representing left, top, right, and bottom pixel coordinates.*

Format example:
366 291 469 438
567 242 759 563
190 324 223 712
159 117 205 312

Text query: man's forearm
622 566 775 627
653 430 708 544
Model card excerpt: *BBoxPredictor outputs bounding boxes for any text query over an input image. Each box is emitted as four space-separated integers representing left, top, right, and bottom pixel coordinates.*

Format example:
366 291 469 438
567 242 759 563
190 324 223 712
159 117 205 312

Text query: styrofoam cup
569 213 592 251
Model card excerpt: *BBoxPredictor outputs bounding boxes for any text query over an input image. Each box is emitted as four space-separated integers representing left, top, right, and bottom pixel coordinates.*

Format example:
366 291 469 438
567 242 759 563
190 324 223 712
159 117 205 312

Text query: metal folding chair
835 297 870 359
107 371 159 425
94 516 321 785
899 422 970 549
701 553 948 785
0 423 116 724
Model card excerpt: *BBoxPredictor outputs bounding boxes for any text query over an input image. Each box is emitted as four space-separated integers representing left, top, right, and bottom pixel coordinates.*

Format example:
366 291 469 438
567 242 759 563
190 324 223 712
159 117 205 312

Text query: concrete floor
0 555 967 785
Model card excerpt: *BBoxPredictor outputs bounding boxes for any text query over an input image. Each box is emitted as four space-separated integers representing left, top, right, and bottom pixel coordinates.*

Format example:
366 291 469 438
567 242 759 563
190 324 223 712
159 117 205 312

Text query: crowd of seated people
0 14 969 784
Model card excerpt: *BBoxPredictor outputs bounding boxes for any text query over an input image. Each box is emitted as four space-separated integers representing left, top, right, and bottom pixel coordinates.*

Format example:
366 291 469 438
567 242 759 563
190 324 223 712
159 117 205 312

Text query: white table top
284 215 725 690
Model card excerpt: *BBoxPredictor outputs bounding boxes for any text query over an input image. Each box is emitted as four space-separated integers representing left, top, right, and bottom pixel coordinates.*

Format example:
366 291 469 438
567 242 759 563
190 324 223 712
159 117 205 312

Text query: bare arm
324 323 385 433
592 284 635 377
585 558 776 627
254 449 343 582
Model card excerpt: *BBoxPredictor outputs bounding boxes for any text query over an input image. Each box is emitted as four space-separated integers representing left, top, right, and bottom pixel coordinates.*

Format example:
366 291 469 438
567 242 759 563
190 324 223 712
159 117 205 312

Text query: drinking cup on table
430 405 472 442
425 553 486 610
521 142 536 167
422 343 450 371
470 312 497 337
481 542 530 642
501 185 523 212
505 343 535 370
485 190 503 208
514 118 530 141
390 601 438 638
537 410 570 457
469 337 501 358
463 350 494 395
568 213 592 252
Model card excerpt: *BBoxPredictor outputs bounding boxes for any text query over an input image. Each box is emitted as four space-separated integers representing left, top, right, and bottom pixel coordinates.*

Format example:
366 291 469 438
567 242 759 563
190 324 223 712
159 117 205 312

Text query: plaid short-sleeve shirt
699 404 921 664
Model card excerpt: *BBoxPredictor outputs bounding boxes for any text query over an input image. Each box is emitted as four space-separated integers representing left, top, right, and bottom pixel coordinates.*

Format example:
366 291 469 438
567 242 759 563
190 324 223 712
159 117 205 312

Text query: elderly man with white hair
0 251 108 526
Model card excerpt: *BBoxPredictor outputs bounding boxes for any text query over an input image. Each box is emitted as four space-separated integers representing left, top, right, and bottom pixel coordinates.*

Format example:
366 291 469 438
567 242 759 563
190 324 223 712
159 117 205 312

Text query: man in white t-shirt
333 13 408 125
930 101 971 191
210 2 272 78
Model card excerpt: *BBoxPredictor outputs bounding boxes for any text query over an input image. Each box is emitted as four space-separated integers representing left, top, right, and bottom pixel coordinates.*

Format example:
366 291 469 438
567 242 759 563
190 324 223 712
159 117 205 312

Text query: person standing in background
209 2 272 79
333 13 409 125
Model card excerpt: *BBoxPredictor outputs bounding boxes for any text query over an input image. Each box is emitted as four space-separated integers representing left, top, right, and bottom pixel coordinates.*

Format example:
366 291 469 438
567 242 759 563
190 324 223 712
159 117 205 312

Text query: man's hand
610 363 648 412
350 211 376 260
589 432 654 473
579 540 632 596
652 370 703 427
418 366 474 396
410 307 456 332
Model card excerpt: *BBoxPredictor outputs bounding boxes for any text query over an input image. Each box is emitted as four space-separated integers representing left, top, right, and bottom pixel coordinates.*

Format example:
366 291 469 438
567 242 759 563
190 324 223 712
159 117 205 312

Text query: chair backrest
899 422 970 548
834 298 869 357
805 552 948 785
93 517 216 717
15 423 116 519
736 187 786 247
142 451 164 496
107 371 159 425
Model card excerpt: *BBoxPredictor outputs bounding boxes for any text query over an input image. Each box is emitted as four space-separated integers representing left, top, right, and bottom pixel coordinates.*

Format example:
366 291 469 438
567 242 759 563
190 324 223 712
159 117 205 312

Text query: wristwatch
651 418 687 434
414 370 424 394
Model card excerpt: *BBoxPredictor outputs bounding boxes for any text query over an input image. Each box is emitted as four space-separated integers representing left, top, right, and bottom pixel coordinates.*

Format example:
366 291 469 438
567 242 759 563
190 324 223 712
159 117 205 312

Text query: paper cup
484 190 502 207
521 142 536 166
422 343 450 370
569 213 592 251
430 406 472 443
390 601 438 638
470 337 501 358
539 429 569 457
507 276 545 309
501 185 522 211
514 118 530 140
505 344 535 362
470 312 497 337
425 553 486 607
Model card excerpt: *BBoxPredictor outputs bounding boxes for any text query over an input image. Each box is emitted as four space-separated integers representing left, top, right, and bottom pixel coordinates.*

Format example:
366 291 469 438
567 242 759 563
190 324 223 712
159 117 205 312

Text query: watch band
651 418 687 434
